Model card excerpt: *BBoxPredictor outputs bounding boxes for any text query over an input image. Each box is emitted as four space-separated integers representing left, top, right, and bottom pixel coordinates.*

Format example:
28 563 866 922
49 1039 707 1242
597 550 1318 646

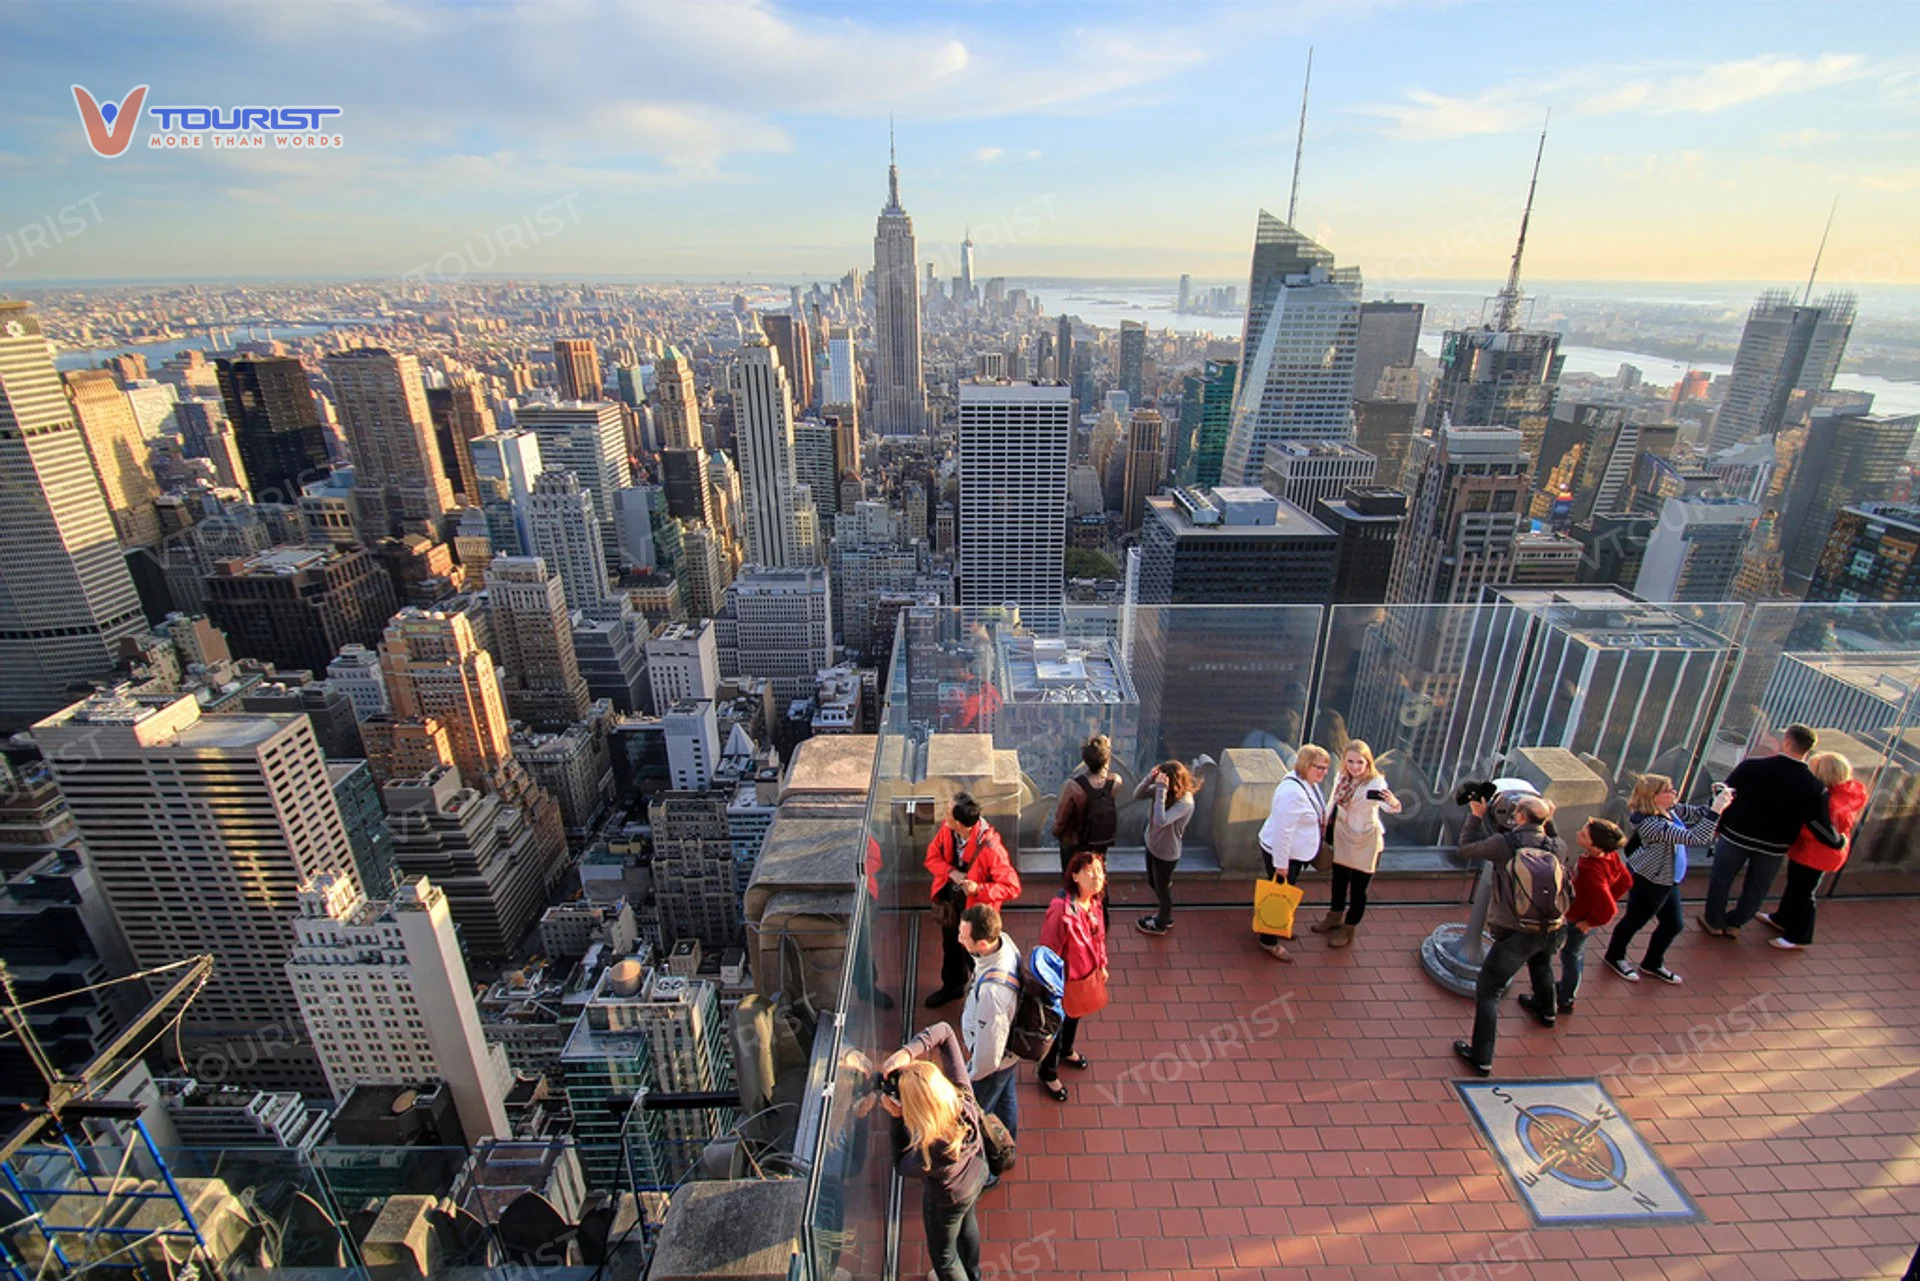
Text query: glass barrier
1700 601 1920 889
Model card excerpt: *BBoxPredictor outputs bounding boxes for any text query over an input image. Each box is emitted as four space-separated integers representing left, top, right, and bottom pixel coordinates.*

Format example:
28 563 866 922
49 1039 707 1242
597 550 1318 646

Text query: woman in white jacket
1255 743 1332 962
1309 740 1402 949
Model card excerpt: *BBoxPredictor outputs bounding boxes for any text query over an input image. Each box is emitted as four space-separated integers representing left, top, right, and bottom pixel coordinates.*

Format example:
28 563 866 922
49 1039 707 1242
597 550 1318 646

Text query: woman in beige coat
1310 740 1401 948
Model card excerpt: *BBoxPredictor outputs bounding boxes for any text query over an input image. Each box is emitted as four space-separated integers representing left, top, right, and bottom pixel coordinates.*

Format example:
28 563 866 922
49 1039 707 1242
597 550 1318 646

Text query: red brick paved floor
897 895 1920 1281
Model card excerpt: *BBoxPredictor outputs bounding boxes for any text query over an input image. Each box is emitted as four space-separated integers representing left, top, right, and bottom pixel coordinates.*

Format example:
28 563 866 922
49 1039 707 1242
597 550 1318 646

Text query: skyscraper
1122 407 1166 534
729 338 805 569
1182 358 1237 488
653 347 703 451
1219 214 1362 484
430 373 496 504
1709 292 1856 451
760 313 815 413
1118 321 1147 407
288 874 513 1145
957 382 1073 634
824 327 859 408
1633 497 1758 601
872 135 928 434
715 565 833 705
514 401 631 564
1352 301 1424 401
1386 426 1530 606
0 302 146 728
528 470 611 611
553 338 603 403
203 544 399 676
1777 410 1919 588
1422 131 1560 468
37 690 359 1092
1056 315 1074 406
63 370 162 547
469 428 544 554
1808 503 1920 603
324 348 454 538
487 555 593 730
1261 440 1378 514
215 354 332 506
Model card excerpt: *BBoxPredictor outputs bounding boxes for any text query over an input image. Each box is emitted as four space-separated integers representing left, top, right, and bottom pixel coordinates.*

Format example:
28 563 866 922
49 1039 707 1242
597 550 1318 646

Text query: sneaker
1516 993 1557 1028
1452 1040 1491 1077
1557 999 1576 1015
1768 937 1803 951
1260 940 1295 963
1642 965 1684 985
1135 915 1170 937
1604 956 1640 982
1756 913 1784 934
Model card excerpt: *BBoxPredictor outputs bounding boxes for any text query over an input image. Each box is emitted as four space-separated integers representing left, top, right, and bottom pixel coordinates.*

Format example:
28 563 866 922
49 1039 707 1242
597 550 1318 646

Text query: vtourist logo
71 84 148 157
72 83 345 155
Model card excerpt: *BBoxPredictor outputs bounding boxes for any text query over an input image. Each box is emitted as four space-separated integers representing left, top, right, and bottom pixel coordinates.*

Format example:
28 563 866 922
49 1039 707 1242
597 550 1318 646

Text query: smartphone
1366 788 1386 801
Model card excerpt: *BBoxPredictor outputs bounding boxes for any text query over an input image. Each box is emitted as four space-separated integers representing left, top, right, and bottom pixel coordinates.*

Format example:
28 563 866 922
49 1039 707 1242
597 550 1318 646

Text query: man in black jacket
1702 724 1845 938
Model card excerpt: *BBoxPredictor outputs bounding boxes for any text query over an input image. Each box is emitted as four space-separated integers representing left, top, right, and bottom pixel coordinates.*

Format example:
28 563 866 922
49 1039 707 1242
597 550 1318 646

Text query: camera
1454 780 1498 807
876 1070 902 1101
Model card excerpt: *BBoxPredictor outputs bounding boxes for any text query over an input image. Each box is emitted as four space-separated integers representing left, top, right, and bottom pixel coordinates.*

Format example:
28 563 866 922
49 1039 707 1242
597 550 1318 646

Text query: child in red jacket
1541 818 1632 1017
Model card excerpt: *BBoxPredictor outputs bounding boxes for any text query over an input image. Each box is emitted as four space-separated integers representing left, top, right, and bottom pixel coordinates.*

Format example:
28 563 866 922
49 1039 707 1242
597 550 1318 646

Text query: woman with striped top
1602 773 1730 985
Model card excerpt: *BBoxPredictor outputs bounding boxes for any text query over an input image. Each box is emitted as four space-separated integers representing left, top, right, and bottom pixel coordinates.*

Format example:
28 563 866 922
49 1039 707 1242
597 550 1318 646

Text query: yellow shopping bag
1251 876 1305 939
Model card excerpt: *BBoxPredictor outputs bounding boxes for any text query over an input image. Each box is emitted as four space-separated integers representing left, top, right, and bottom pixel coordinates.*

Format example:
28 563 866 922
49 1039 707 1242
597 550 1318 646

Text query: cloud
1775 128 1838 148
971 146 1005 163
1858 168 1920 191
1356 52 1874 140
589 101 791 171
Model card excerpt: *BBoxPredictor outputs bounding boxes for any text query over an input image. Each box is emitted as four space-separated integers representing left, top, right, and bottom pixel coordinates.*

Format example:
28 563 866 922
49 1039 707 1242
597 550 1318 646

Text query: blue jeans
973 1063 1019 1141
1470 926 1562 1066
1705 836 1783 930
1556 926 1590 1007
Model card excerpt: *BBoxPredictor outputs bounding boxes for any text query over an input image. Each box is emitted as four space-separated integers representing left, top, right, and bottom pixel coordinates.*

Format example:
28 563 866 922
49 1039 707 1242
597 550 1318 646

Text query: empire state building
872 137 927 435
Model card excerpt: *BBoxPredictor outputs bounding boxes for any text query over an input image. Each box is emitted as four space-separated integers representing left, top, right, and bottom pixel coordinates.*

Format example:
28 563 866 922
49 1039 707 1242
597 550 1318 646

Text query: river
52 322 352 371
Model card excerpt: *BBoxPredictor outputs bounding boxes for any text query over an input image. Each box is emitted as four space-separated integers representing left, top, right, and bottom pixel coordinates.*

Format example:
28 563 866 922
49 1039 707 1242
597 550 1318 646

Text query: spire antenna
886 115 901 211
1803 197 1838 306
1287 47 1313 227
1495 111 1549 332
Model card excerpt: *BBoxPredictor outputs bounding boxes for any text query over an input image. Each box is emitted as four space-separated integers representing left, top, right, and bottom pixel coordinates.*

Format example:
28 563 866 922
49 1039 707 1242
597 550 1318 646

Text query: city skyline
1 1 1916 284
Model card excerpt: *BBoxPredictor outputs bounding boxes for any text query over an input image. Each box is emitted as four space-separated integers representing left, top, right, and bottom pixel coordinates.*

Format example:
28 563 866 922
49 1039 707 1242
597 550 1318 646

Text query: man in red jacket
1527 818 1632 1021
924 792 1022 1008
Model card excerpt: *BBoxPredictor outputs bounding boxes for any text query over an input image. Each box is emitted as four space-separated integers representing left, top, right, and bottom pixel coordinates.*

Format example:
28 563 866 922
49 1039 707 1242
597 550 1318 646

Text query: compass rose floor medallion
1453 1077 1703 1227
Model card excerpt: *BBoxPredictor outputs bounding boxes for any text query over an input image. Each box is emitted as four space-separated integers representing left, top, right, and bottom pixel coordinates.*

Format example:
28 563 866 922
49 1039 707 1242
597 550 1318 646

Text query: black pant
1329 864 1373 925
1145 855 1175 924
1604 871 1683 970
923 1190 982 1281
1256 848 1304 945
1705 836 1783 931
937 910 971 995
1772 860 1823 945
1470 926 1561 1066
1038 1015 1081 1081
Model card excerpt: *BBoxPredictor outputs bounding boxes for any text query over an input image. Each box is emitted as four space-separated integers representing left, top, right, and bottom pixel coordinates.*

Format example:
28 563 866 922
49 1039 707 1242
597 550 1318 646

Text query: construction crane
0 954 215 1279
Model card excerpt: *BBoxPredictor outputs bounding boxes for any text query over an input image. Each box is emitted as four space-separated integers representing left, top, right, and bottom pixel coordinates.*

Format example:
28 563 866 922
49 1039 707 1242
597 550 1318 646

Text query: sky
2 0 1918 288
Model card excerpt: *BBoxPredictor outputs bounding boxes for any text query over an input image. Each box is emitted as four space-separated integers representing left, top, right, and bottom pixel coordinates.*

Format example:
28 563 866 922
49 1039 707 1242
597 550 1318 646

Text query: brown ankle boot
1308 909 1344 934
1328 922 1357 948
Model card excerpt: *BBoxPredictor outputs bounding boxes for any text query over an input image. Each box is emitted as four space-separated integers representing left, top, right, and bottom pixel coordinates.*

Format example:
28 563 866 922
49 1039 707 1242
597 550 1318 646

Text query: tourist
1604 773 1728 985
1255 743 1332 962
1038 851 1108 1100
1702 724 1844 938
923 793 1022 1009
1311 740 1401 949
1760 751 1867 950
880 1021 988 1281
958 904 1022 1142
1051 733 1122 876
1547 818 1631 1015
1450 793 1570 1076
1134 759 1197 936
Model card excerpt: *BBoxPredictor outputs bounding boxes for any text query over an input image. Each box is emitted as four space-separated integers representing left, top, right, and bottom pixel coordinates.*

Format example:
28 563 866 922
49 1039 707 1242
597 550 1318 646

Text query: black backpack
976 946 1065 1061
1503 830 1571 933
1073 776 1118 849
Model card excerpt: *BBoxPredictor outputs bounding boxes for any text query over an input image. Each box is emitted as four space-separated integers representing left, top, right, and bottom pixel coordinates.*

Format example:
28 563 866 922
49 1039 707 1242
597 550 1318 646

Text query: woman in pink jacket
1036 851 1107 1102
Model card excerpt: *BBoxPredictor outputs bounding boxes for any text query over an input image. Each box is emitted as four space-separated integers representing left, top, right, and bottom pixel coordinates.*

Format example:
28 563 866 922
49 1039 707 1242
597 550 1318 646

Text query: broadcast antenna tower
1494 114 1550 332
1287 47 1313 226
